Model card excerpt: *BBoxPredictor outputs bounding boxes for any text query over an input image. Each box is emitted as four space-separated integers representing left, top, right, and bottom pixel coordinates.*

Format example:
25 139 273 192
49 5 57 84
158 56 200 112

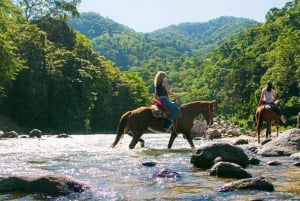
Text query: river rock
0 174 87 196
291 161 300 166
152 168 181 179
249 157 260 165
226 128 241 137
0 131 18 138
219 177 274 192
190 143 249 169
57 133 70 138
232 138 248 145
206 128 222 139
29 129 42 138
191 120 207 138
261 139 272 145
257 128 300 156
290 152 300 160
208 162 252 179
267 160 281 166
142 161 157 167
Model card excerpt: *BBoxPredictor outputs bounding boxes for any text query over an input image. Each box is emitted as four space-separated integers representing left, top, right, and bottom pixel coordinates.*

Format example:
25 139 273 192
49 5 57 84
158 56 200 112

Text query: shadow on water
140 148 193 156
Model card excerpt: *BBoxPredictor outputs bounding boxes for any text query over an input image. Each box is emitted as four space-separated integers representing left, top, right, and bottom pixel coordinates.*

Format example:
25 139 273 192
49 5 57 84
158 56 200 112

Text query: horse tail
111 110 132 148
256 106 262 123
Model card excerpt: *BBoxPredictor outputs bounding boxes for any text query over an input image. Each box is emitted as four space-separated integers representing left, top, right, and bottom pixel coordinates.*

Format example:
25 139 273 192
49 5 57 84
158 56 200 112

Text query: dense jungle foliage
0 0 299 133
69 14 256 70
0 0 150 133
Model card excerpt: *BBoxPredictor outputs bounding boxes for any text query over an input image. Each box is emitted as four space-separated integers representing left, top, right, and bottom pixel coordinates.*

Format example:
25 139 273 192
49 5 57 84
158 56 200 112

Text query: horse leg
129 135 141 149
276 122 279 138
128 131 145 147
128 130 143 149
184 132 195 149
139 138 145 147
256 121 261 144
167 131 178 149
266 123 271 140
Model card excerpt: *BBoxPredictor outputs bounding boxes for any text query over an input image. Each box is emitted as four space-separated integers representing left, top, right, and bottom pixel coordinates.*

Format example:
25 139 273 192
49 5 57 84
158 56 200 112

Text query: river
0 134 299 200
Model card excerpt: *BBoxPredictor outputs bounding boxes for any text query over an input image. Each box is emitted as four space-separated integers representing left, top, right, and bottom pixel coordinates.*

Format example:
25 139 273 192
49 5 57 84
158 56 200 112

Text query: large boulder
0 174 87 196
190 143 249 169
219 177 274 192
208 162 252 179
257 128 300 157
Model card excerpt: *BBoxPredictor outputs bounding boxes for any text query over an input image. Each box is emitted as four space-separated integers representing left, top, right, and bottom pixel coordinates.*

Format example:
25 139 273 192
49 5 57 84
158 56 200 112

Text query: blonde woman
154 71 179 131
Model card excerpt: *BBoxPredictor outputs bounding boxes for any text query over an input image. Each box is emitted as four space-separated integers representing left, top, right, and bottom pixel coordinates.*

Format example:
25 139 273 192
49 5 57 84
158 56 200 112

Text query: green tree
16 0 81 20
0 0 24 96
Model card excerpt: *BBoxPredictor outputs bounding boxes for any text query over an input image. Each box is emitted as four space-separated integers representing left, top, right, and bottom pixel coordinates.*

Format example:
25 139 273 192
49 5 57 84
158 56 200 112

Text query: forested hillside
131 0 300 128
69 14 256 70
0 0 150 133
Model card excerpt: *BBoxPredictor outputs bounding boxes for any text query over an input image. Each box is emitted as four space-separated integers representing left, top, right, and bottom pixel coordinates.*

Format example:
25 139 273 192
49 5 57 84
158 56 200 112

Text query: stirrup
165 124 173 132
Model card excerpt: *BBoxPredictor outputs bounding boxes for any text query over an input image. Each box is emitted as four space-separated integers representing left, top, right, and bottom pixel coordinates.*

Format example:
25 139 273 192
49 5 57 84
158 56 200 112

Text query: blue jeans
266 102 282 116
159 97 179 121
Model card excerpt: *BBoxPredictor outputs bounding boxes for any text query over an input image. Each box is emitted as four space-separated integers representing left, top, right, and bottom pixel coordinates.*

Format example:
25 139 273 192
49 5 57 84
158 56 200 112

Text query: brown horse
111 100 216 149
255 100 281 143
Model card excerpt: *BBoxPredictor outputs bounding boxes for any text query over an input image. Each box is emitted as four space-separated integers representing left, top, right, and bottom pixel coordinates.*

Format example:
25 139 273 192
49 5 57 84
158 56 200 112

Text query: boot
164 119 173 132
280 115 287 124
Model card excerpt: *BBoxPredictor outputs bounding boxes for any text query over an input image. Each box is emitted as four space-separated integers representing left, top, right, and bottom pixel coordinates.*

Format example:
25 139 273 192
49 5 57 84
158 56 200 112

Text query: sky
78 0 290 33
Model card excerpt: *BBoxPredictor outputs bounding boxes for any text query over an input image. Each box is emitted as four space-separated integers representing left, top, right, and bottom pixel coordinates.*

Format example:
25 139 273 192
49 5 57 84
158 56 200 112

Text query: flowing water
0 134 299 201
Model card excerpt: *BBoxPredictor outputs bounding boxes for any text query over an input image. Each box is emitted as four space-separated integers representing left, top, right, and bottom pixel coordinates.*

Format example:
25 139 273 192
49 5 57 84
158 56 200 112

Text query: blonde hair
154 71 166 87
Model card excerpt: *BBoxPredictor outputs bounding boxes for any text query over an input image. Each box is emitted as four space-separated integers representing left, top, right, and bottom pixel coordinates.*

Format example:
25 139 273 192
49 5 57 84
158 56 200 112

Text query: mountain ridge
68 13 257 70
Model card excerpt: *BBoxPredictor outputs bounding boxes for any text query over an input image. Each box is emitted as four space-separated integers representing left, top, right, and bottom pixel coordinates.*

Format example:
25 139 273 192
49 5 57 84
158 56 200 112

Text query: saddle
259 103 279 116
151 99 172 119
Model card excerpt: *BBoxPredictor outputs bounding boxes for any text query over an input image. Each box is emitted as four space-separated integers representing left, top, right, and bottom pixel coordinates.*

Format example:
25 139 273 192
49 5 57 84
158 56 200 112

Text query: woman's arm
259 89 264 105
271 89 276 101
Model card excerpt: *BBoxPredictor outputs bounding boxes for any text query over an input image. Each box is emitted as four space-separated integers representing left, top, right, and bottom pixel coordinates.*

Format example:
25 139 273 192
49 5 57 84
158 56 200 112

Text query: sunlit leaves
15 0 81 20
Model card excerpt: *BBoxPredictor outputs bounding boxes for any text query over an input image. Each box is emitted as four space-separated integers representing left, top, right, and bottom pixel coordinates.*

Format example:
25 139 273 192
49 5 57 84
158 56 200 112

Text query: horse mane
181 100 212 107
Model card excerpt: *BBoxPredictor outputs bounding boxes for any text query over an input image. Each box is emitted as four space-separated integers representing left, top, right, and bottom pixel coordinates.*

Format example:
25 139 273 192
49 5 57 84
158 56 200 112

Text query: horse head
201 100 215 125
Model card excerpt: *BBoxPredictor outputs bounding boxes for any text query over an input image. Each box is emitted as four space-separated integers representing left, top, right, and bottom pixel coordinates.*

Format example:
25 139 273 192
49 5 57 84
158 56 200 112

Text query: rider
154 71 179 131
259 80 286 124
